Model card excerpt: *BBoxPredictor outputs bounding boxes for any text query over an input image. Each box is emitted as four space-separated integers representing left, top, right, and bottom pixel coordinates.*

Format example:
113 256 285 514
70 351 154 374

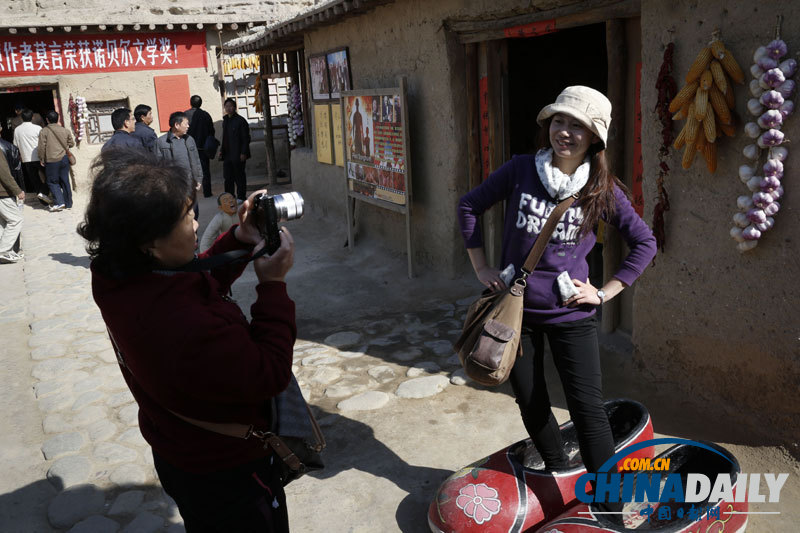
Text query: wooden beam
601 18 627 334
452 0 640 44
465 43 481 192
259 59 278 185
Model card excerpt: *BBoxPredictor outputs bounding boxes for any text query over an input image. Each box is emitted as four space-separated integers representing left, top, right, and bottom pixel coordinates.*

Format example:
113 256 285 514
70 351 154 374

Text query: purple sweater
458 155 657 324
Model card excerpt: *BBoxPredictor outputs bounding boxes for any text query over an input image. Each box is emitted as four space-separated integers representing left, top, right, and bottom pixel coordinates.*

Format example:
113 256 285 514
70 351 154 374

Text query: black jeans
153 452 289 533
198 150 212 197
509 315 615 475
223 158 247 201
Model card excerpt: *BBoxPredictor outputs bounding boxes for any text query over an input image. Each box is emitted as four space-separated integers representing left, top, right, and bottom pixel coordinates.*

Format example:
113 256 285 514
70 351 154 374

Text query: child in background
199 192 238 252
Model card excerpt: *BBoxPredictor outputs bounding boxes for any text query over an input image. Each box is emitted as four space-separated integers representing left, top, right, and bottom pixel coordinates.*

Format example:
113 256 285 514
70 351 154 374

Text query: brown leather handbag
454 196 576 386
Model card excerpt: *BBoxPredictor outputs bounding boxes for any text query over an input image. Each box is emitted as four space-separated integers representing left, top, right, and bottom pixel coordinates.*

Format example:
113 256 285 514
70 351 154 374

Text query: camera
253 192 305 254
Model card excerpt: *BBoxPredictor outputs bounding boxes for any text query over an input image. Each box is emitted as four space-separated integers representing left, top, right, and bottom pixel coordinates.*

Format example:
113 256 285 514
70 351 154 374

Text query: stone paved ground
1 182 798 533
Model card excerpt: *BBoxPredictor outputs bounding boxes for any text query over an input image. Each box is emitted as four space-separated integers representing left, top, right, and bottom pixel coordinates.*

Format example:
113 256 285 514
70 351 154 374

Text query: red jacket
91 228 296 473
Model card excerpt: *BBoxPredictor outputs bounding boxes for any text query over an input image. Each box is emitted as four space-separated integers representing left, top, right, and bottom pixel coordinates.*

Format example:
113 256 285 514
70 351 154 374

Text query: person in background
199 192 238 252
10 102 44 130
102 108 142 152
185 95 215 198
0 122 24 254
0 123 23 191
132 104 158 153
219 98 251 202
155 111 203 219
0 153 24 263
38 110 74 212
12 109 50 205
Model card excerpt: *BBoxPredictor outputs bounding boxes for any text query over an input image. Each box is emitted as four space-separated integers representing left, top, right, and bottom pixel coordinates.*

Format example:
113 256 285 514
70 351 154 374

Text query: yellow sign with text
314 104 333 165
331 103 344 167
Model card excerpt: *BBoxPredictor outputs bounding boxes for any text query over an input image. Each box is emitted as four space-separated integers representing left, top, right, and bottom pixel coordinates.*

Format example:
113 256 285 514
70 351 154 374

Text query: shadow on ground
48 252 90 268
306 407 452 532
0 477 173 532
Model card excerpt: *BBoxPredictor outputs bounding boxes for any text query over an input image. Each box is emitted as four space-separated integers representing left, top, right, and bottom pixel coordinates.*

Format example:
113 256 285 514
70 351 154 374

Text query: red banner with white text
0 32 207 77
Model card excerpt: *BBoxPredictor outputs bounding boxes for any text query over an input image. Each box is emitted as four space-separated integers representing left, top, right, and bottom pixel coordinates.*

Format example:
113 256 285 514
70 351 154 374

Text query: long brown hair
535 117 630 236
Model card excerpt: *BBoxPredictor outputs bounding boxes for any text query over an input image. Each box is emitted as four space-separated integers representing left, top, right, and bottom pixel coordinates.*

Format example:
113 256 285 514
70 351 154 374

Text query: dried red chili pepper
652 42 675 258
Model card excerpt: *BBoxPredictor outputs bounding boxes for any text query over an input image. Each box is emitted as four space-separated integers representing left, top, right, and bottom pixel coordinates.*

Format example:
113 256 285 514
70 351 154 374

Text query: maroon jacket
91 228 296 473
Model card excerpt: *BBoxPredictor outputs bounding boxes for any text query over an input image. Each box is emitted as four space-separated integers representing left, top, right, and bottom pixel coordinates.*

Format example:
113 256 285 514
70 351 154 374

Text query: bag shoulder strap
106 326 323 469
520 195 576 276
50 125 72 156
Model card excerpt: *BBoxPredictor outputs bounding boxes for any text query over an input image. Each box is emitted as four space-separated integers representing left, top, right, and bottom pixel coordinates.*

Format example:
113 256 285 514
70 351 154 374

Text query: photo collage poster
344 94 406 205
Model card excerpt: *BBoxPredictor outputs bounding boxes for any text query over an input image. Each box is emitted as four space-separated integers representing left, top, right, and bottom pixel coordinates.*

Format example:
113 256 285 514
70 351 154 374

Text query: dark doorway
508 23 608 156
507 23 608 289
0 87 58 142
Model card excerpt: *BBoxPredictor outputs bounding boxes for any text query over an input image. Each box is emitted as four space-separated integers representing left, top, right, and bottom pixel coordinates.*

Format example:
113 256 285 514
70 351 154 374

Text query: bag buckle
246 426 271 441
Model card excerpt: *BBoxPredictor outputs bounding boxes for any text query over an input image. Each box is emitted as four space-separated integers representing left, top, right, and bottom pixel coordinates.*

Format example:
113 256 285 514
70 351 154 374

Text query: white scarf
535 148 591 201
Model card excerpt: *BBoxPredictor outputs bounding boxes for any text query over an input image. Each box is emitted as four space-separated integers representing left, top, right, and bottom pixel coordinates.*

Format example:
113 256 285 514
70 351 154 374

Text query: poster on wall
308 53 330 102
341 78 413 277
314 104 333 164
331 103 344 167
343 93 407 204
326 48 352 100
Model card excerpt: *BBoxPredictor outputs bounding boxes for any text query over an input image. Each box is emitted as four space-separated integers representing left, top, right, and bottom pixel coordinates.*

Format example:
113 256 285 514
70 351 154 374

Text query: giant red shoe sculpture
428 399 654 533
533 441 748 532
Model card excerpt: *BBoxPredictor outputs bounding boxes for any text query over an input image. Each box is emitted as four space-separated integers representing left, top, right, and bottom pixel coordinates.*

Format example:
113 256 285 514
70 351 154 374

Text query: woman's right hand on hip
477 266 506 291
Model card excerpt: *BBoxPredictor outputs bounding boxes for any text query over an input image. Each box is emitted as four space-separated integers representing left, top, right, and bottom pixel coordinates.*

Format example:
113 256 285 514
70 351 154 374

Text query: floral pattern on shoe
455 483 501 525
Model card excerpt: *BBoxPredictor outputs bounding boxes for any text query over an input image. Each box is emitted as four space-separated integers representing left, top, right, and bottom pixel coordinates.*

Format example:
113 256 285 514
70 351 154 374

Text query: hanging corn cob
670 32 743 172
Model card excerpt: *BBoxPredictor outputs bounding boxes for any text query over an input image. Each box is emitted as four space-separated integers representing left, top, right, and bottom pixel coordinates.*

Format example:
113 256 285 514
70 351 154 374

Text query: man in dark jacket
220 98 251 201
102 108 143 152
185 95 215 197
132 104 158 153
155 111 203 218
0 124 24 190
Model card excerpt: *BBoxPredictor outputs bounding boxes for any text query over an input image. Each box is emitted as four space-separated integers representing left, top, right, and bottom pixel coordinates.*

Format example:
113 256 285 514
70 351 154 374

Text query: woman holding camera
457 87 656 511
79 149 295 532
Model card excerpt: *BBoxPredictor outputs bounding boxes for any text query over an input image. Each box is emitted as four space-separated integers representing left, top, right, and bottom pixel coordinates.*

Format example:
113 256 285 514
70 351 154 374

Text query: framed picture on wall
308 53 331 102
326 47 352 100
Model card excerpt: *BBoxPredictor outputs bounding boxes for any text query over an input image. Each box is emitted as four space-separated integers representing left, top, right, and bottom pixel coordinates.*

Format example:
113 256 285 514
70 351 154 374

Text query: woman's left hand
234 189 267 246
563 279 602 307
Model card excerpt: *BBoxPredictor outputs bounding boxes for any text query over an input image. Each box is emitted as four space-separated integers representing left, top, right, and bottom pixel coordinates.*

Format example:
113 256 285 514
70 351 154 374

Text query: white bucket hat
536 86 612 148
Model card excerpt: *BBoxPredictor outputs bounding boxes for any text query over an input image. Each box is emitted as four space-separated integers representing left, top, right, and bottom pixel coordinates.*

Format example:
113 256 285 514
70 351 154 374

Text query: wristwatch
596 289 606 305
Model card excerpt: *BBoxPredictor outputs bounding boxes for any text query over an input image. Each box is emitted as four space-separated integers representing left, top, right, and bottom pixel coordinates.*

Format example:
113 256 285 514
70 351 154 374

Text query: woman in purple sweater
458 87 656 500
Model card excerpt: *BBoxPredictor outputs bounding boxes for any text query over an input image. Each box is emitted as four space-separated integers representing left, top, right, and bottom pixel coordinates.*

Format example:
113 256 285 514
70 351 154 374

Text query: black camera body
253 192 304 254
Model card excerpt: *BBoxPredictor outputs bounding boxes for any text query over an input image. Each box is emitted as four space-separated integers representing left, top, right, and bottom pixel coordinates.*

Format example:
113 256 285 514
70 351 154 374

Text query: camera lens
272 192 304 223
